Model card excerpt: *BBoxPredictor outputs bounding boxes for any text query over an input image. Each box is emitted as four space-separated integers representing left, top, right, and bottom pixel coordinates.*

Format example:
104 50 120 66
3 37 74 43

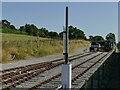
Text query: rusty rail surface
27 52 106 90
1 52 95 90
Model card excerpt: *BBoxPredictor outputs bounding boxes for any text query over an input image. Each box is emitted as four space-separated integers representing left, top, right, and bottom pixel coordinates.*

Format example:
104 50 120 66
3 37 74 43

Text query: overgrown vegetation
1 33 90 63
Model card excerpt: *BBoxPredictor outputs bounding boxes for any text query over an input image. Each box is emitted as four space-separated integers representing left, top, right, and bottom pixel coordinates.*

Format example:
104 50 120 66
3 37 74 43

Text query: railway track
0 52 89 74
27 52 108 90
0 52 87 79
1 52 95 90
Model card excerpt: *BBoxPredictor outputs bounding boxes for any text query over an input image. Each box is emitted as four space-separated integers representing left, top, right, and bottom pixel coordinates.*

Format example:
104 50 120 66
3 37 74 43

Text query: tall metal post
63 6 69 64
62 6 72 89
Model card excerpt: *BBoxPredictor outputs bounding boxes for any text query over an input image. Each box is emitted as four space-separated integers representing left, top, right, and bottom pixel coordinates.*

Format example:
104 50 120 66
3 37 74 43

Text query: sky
118 2 120 42
1 0 120 2
1 2 118 42
0 2 2 20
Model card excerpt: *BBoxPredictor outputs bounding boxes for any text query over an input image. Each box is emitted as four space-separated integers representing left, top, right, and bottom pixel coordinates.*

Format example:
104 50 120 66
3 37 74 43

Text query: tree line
0 19 116 43
89 33 116 43
1 19 87 40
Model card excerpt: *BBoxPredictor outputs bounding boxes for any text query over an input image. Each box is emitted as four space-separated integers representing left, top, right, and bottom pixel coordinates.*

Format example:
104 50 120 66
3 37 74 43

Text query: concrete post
61 64 72 89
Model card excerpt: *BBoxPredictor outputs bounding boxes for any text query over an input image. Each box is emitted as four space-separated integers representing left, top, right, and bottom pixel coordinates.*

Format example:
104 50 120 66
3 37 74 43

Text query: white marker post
62 6 72 89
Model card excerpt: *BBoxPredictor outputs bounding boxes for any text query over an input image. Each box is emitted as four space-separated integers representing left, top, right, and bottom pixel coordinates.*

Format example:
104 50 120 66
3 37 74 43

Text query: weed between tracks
1 33 90 63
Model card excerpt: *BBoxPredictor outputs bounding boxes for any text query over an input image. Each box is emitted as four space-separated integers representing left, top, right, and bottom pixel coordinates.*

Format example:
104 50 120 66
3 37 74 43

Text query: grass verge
1 33 90 63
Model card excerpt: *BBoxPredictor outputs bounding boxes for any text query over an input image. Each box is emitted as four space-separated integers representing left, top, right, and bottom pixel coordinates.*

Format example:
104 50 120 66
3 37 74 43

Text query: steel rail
27 52 105 90
1 52 94 90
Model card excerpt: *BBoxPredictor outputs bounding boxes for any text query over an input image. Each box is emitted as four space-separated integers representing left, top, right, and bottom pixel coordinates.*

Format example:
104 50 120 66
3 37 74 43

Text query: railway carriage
89 42 101 52
89 41 115 52
104 41 115 52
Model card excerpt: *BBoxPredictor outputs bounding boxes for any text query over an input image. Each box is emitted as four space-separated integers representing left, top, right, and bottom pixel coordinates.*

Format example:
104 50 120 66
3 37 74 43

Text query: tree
23 24 39 36
30 24 38 36
19 26 25 32
106 33 116 42
2 19 16 30
1 19 88 40
10 25 16 30
59 25 86 40
2 19 18 34
69 26 86 39
89 35 94 41
2 19 11 29
93 36 104 41
39 28 49 37
59 32 63 39
48 31 59 38
24 24 31 35
89 35 104 42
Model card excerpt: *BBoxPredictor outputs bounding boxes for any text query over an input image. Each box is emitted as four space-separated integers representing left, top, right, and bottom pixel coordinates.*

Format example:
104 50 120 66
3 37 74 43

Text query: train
89 40 115 52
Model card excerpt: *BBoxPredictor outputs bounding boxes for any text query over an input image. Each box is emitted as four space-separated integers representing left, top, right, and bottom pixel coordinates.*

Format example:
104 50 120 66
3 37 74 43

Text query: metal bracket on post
63 26 68 64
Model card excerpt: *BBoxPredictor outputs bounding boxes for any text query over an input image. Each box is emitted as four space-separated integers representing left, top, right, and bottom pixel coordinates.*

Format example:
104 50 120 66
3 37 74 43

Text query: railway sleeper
1 62 52 78
28 52 107 89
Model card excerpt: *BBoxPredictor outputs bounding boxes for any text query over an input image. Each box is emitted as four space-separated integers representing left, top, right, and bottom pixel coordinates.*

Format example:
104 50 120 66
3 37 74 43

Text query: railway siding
27 52 110 89
32 51 114 89
1 51 93 90
1 50 116 90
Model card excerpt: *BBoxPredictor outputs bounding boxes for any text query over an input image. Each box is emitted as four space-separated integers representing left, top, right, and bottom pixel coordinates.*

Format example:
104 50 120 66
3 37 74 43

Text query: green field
2 33 47 41
2 33 90 63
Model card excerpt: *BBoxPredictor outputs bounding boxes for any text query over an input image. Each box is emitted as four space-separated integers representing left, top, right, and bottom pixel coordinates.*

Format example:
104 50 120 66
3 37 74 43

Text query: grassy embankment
0 29 1 63
1 33 90 63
